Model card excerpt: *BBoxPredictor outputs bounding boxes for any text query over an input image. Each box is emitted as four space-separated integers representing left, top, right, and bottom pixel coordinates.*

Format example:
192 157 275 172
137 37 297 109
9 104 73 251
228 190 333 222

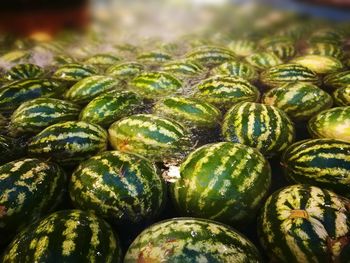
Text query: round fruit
308 106 350 142
108 114 190 162
222 102 295 157
0 158 67 245
262 82 333 121
124 217 262 263
258 184 350 263
69 150 166 224
170 142 271 225
1 210 121 263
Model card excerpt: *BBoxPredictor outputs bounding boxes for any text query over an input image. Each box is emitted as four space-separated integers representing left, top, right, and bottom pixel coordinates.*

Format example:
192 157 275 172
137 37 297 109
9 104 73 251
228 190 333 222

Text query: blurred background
0 0 349 39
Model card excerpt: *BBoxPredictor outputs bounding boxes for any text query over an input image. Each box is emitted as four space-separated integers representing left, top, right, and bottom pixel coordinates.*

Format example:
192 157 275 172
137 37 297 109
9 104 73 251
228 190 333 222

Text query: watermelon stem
289 209 309 219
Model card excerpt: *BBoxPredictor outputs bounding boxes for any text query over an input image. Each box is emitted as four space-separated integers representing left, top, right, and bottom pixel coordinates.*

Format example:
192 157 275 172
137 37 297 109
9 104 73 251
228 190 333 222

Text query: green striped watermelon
0 50 30 63
0 158 67 245
80 91 142 128
245 51 282 70
291 55 343 74
28 121 108 166
9 98 81 136
53 54 76 65
211 61 258 81
170 142 271 225
258 184 350 263
324 70 350 90
52 63 97 82
186 45 236 67
5 63 44 81
222 102 295 157
265 43 296 60
308 106 350 142
64 75 121 104
1 209 121 263
153 96 221 128
105 62 144 80
281 138 350 197
195 75 260 110
227 39 257 57
160 60 203 77
69 150 166 224
124 217 262 263
304 43 344 59
0 79 64 111
84 53 121 67
137 51 172 64
309 29 344 45
260 63 319 88
130 72 182 99
108 114 190 162
333 86 350 106
262 82 333 121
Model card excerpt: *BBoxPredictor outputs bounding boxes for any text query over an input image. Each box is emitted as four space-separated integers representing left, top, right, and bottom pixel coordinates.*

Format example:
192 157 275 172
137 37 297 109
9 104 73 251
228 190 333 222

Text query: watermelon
304 42 344 59
0 50 30 63
130 72 182 99
245 51 282 70
5 63 44 81
265 42 296 60
161 60 203 77
291 55 343 74
308 106 350 142
186 45 236 67
64 75 121 104
211 61 258 81
222 102 295 157
281 138 350 197
170 142 271 225
69 150 166 224
195 75 260 110
137 51 172 64
84 53 121 67
262 82 333 121
258 184 350 263
260 63 319 88
124 217 262 263
108 114 190 162
323 70 350 90
0 158 67 245
153 96 221 128
9 98 81 136
52 63 97 82
28 121 108 166
105 62 144 80
0 79 64 111
227 39 257 57
1 210 121 263
80 91 142 128
333 86 350 106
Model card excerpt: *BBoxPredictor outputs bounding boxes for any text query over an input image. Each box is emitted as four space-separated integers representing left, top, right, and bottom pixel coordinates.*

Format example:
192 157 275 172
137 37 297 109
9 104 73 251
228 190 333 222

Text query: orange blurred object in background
0 0 90 40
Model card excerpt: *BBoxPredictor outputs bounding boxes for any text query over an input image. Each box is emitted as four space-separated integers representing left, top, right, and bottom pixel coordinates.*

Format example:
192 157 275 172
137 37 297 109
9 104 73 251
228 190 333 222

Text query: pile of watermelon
0 5 350 263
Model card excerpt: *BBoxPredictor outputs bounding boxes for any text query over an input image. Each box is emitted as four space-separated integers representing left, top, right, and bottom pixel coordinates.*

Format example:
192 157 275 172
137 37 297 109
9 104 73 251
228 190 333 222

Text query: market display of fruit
0 2 350 262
